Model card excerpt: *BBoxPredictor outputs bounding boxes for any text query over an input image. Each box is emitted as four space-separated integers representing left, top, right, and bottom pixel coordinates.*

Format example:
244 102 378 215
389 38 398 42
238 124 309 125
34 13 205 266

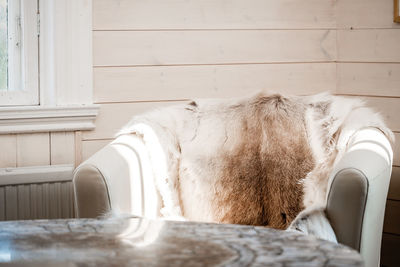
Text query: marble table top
0 216 363 266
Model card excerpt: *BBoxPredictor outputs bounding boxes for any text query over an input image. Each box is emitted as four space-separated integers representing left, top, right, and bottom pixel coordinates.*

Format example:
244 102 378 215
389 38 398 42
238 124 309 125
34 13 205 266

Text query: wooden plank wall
0 132 75 168
336 1 400 266
88 0 338 158
89 0 400 265
0 132 76 220
0 0 398 264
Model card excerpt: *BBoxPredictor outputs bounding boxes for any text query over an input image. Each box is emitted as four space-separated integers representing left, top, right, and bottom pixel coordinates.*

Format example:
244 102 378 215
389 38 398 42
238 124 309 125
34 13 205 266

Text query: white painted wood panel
50 132 75 165
17 185 30 220
338 29 400 62
337 0 400 29
30 183 38 218
94 63 336 103
39 0 94 106
82 139 112 162
337 63 400 97
5 185 17 220
74 131 83 167
93 30 336 66
93 0 336 30
61 182 69 218
357 96 400 132
0 134 16 168
16 133 50 167
42 183 49 218
0 181 75 221
0 165 74 186
35 184 44 218
82 101 185 140
48 183 61 219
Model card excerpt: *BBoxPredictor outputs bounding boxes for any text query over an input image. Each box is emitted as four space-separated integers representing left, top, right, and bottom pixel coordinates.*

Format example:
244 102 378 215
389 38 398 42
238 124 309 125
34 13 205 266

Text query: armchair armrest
326 127 393 267
73 134 161 219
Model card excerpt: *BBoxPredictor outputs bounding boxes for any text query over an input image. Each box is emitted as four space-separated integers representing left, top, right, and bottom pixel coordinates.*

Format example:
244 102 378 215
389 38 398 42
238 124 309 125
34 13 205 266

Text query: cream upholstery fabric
73 134 161 219
73 128 393 267
326 128 393 267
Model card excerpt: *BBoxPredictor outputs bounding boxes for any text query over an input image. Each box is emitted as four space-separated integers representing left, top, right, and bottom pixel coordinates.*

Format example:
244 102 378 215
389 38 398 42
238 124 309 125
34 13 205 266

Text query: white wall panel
50 132 75 165
16 133 50 167
94 30 336 66
337 63 400 97
337 0 400 29
338 29 400 62
94 0 336 30
94 63 336 103
0 135 16 168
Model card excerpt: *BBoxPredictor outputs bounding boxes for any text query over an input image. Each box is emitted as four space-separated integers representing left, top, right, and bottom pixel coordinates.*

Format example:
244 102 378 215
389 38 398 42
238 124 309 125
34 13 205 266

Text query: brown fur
212 95 314 229
119 91 393 230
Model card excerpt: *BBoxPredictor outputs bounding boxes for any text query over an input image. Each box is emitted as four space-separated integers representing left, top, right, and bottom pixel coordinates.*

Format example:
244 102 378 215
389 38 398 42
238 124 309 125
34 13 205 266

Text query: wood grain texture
337 63 400 97
337 0 400 29
82 139 112 162
381 233 400 267
16 133 50 167
34 184 43 219
89 1 398 263
82 101 185 140
17 185 30 220
93 30 336 66
337 29 400 62
0 182 75 221
49 183 57 219
0 134 16 168
94 63 336 103
5 186 17 220
358 96 400 132
384 200 400 235
30 184 38 219
60 182 71 218
93 0 336 30
50 132 75 165
388 167 400 201
42 183 49 219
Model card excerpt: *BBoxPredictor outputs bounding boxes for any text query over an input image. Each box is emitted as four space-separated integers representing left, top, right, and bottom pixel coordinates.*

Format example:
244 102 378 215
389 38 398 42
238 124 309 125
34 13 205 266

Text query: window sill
0 105 99 134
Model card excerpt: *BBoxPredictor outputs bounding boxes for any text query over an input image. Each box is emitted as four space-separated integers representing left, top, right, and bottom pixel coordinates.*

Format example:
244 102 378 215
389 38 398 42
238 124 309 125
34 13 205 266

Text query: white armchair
73 127 393 267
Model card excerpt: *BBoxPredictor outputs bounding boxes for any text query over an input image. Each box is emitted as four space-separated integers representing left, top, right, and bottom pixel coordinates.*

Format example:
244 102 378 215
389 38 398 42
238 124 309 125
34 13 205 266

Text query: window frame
0 0 98 133
0 0 39 106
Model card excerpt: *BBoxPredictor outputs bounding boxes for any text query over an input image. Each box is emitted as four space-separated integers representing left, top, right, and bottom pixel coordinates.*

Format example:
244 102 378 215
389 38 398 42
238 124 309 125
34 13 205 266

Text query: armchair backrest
73 134 161 219
73 128 393 267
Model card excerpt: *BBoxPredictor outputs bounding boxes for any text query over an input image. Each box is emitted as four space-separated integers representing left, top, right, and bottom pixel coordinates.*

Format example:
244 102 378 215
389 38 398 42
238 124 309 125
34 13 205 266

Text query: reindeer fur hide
117 92 393 240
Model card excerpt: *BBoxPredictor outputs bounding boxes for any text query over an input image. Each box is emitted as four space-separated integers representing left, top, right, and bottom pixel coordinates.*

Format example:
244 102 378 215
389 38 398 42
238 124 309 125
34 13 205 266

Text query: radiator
0 165 75 221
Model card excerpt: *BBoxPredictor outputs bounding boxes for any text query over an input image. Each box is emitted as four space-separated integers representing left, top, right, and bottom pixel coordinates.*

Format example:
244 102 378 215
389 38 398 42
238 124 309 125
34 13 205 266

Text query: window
0 0 39 106
0 0 98 134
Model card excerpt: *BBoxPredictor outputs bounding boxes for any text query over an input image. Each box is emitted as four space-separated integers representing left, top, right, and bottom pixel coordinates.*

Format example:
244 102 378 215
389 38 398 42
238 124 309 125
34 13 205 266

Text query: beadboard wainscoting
0 165 75 220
